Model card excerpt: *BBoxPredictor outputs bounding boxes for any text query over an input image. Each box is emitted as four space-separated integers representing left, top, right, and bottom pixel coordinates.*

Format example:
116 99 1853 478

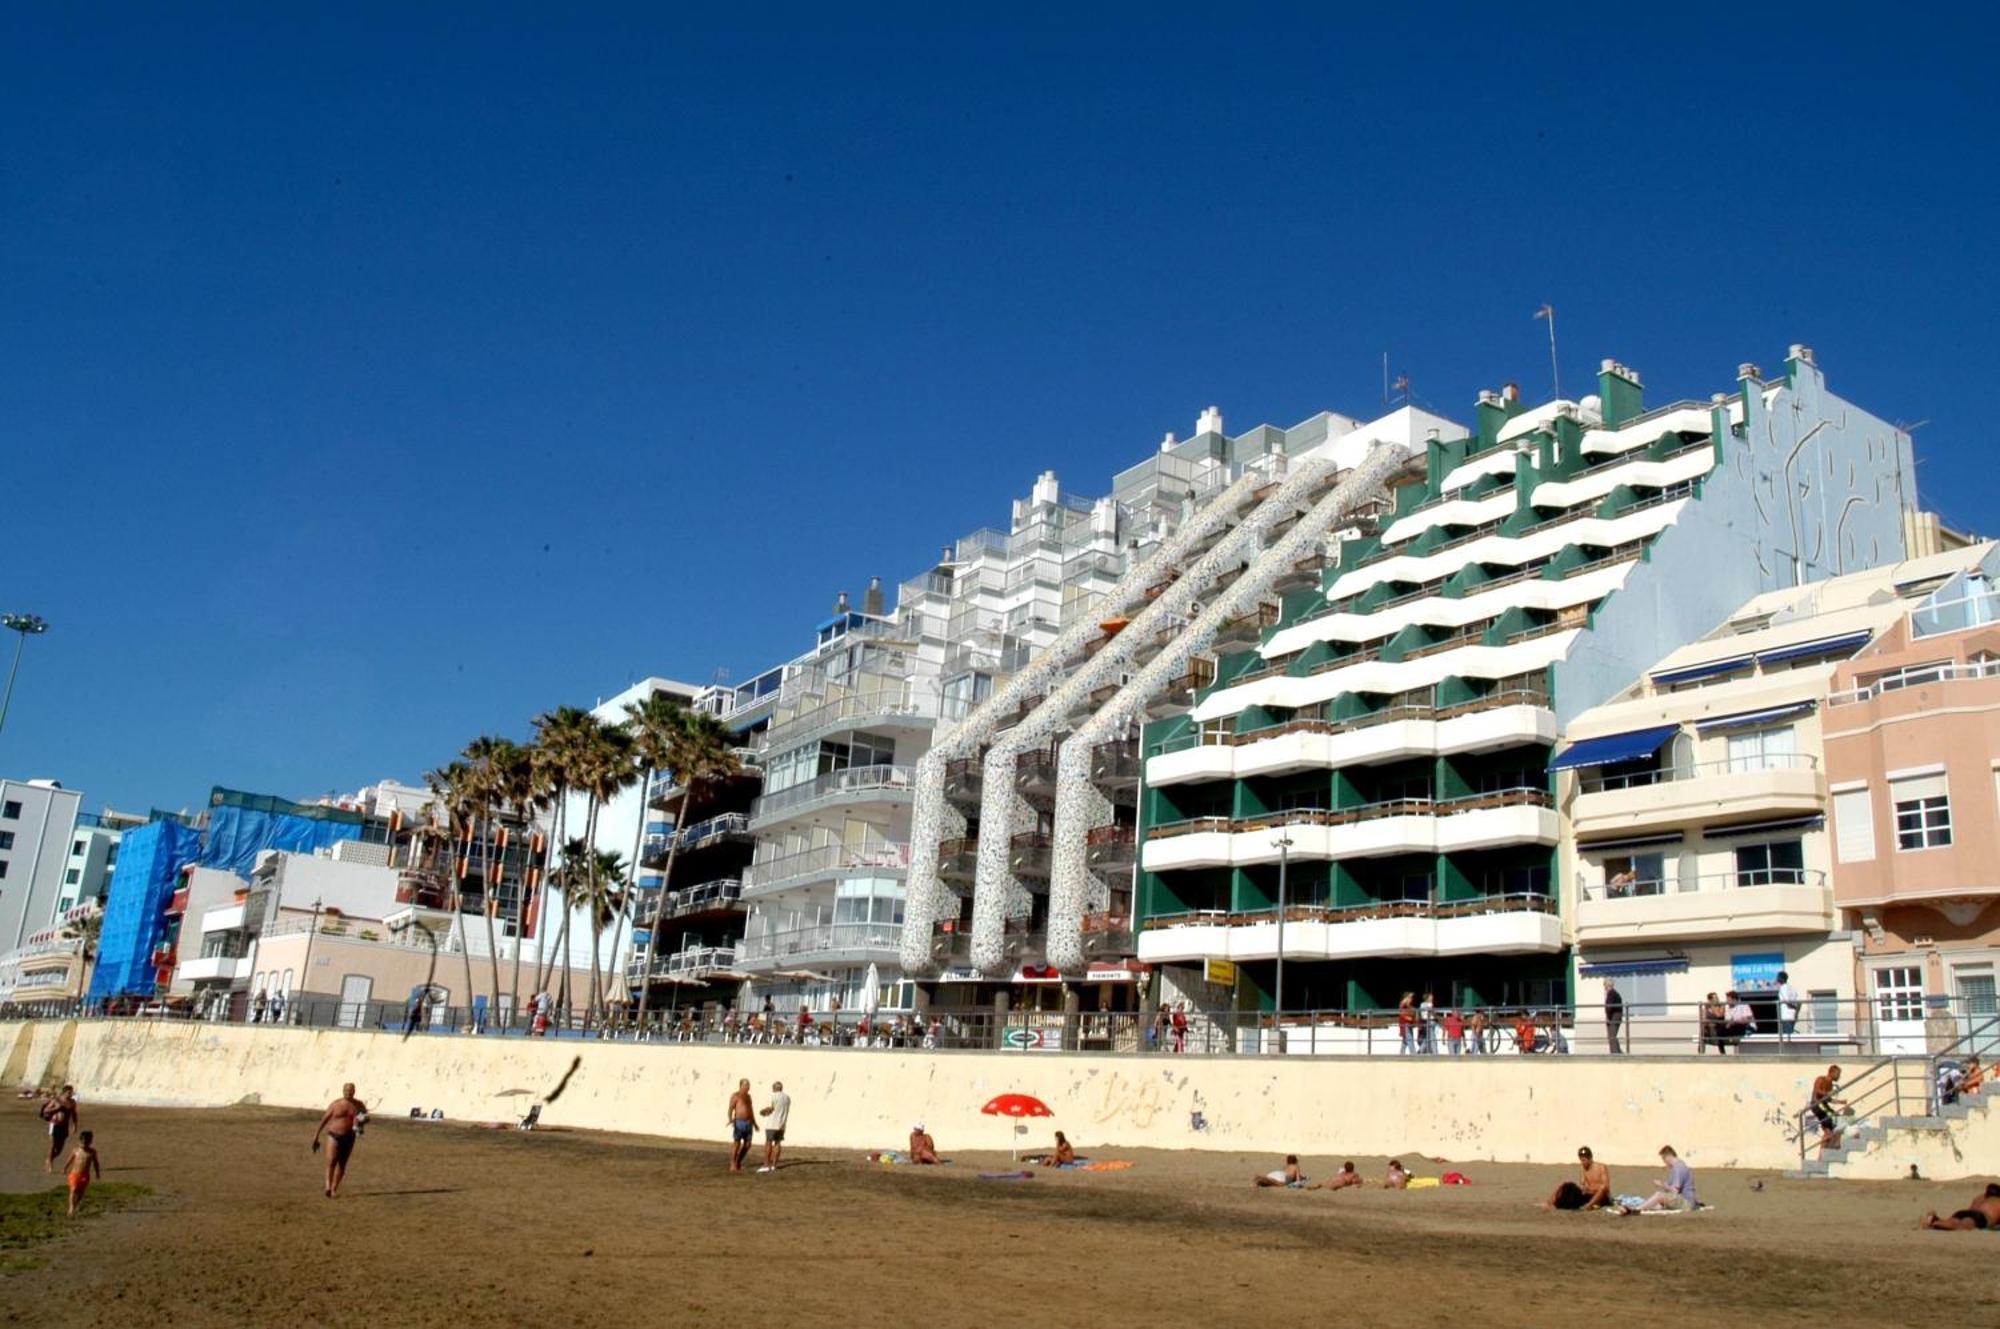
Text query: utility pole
1534 304 1560 399
0 613 50 747
1274 831 1293 1049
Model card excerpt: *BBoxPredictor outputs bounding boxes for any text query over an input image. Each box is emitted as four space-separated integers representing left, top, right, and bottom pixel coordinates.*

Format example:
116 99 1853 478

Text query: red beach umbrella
982 1093 1054 1160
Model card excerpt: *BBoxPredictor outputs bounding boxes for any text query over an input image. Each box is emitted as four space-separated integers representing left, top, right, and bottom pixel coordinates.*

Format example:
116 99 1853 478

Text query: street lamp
0 613 49 744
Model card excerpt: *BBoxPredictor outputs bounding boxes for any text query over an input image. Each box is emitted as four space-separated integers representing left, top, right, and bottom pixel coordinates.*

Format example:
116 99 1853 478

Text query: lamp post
1273 831 1293 1047
0 613 50 745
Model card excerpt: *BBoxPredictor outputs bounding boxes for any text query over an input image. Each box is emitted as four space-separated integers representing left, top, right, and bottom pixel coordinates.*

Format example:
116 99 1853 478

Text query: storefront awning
1547 725 1680 772
1578 957 1690 977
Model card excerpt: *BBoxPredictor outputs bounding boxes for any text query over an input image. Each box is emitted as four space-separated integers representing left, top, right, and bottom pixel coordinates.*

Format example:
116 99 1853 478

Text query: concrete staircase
1785 1087 1996 1179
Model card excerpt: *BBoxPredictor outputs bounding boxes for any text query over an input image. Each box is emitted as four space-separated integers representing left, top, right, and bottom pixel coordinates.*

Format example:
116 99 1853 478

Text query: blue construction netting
198 800 362 876
87 820 202 1001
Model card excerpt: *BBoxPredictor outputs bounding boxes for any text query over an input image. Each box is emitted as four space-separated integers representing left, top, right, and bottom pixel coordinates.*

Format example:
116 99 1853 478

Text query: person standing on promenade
312 1082 367 1198
758 1081 791 1173
1604 978 1625 1054
728 1079 756 1172
1397 993 1417 1053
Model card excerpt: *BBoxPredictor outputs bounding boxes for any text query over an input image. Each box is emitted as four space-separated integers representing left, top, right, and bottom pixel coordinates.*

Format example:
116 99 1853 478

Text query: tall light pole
1273 831 1293 1042
0 613 50 745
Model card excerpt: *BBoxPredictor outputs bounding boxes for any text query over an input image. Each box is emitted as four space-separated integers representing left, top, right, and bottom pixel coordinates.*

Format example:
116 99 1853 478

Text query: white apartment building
0 778 83 953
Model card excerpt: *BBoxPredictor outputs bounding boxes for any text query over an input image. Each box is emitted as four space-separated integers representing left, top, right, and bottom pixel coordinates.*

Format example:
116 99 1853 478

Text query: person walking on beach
64 1129 101 1217
728 1079 756 1172
41 1085 79 1173
312 1083 367 1198
758 1081 791 1173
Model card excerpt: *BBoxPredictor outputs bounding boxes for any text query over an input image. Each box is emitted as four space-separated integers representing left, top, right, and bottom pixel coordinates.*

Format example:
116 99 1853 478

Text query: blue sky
2 6 1992 813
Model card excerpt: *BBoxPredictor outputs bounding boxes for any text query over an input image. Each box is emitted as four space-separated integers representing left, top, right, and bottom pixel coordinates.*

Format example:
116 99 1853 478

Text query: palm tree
529 706 596 1001
635 708 741 1024
618 691 689 1023
492 738 546 1019
567 846 630 1023
574 720 636 1018
462 734 522 1014
423 760 481 1026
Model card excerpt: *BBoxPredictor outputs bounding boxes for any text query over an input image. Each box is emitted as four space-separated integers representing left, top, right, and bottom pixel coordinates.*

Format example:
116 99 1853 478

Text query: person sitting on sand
1255 1155 1306 1188
1630 1145 1698 1212
909 1123 941 1165
1543 1146 1611 1210
1921 1182 2000 1230
1384 1158 1412 1189
1309 1161 1364 1191
1025 1131 1076 1167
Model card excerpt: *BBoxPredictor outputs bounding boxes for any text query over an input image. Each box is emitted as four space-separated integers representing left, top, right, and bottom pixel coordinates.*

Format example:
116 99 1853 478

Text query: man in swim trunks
1543 1146 1611 1210
728 1079 755 1172
1921 1182 2000 1230
41 1085 80 1173
1309 1161 1363 1191
312 1082 367 1198
1254 1155 1306 1187
65 1129 101 1217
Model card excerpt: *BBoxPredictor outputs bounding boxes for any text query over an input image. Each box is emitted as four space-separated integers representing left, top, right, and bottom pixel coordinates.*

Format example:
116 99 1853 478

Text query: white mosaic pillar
969 453 1349 975
900 463 1276 977
1045 443 1411 972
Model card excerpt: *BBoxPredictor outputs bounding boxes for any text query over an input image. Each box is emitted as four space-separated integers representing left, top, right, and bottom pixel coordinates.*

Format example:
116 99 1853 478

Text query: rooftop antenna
1382 352 1389 408
1534 303 1560 399
1393 373 1410 406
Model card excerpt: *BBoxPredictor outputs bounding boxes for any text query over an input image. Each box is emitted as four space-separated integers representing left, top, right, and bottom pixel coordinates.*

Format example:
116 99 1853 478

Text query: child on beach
66 1130 101 1217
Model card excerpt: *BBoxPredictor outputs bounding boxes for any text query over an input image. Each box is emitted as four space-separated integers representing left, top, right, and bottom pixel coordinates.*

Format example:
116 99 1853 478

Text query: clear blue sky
3 5 1992 813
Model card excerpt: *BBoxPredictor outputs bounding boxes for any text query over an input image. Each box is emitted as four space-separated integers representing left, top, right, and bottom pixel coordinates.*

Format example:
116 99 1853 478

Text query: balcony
1572 755 1824 839
1138 894 1561 963
1015 747 1059 807
1272 553 1329 594
1090 737 1141 790
754 691 936 757
748 765 916 829
1212 603 1280 654
633 877 744 922
928 919 1040 967
1142 789 1555 872
1575 870 1833 945
737 922 905 970
1010 832 1053 882
742 842 910 898
198 902 248 934
640 812 754 866
178 953 251 983
939 837 980 890
942 755 985 809
1079 912 1136 959
1146 660 1217 719
1086 823 1137 871
633 945 741 980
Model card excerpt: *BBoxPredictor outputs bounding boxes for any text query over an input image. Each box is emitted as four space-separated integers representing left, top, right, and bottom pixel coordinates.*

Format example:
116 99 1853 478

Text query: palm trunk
533 787 572 995
636 779 692 1022
584 797 606 1023
515 783 563 1021
623 765 654 1027
480 801 505 1025
454 829 477 1032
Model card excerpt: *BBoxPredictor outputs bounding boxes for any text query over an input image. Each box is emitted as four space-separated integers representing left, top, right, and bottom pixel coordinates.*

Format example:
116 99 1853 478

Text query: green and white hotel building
1133 348 1922 1025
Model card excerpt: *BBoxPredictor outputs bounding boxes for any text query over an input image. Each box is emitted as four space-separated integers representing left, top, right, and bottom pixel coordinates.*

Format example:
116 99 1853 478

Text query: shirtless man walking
312 1082 368 1198
40 1085 80 1174
727 1078 755 1172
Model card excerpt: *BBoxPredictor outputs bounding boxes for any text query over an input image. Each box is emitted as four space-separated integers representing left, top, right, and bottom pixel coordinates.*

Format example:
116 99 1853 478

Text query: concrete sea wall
5 1019 1991 1176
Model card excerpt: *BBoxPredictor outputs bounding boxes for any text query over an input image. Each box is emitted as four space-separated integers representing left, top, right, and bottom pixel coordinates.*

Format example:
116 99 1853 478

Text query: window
1832 786 1876 862
71 839 85 856
0 860 8 879
1725 725 1796 773
1891 773 1952 850
1601 851 1667 896
1619 970 1668 1018
64 868 80 885
1873 966 1924 1023
1734 839 1805 886
0 831 12 850
1 800 18 819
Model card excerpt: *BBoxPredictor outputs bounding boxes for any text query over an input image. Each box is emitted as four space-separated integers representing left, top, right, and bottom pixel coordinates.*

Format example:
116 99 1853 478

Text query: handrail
1143 892 1557 930
1829 656 2000 707
1145 788 1547 839
1579 753 1819 793
750 765 915 820
743 841 910 890
1581 869 1829 901
755 691 935 753
1790 1013 2000 1171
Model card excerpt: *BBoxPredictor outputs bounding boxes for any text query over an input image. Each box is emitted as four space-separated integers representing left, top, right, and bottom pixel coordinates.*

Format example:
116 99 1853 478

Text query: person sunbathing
1921 1182 2000 1231
908 1124 942 1165
1309 1161 1364 1191
1384 1158 1412 1189
1025 1131 1076 1166
1254 1155 1306 1188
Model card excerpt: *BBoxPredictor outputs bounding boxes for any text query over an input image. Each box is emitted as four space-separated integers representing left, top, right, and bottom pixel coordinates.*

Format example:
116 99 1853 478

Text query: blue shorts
732 1119 754 1142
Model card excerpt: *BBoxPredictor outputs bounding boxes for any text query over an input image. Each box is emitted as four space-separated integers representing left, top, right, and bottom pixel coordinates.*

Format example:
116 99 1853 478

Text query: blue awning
1547 725 1680 772
1694 701 1817 733
1755 631 1873 666
1704 815 1824 840
1579 958 1690 977
1651 655 1752 686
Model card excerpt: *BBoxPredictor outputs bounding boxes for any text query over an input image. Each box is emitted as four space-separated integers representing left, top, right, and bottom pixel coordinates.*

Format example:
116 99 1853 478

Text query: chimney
1196 405 1223 437
1501 382 1521 404
1032 470 1060 507
1160 431 1177 452
1474 389 1508 450
1597 359 1644 428
862 576 885 617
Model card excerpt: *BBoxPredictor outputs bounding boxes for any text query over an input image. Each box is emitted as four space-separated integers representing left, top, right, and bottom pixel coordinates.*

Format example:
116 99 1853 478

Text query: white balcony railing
1581 869 1828 901
738 922 905 964
750 765 915 822
1577 753 1818 794
743 842 911 894
1829 656 2000 707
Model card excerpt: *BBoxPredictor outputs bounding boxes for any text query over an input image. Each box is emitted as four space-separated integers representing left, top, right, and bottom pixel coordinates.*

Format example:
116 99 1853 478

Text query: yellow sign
1204 958 1237 987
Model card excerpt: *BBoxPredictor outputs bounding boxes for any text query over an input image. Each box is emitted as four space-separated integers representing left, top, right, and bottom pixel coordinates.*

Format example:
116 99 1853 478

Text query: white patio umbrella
861 961 881 1016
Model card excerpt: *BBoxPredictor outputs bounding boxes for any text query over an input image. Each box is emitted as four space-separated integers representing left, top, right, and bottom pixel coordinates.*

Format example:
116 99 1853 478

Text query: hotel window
1832 786 1876 862
0 831 12 850
1734 839 1805 886
1872 966 1924 1023
2 800 18 819
71 840 85 856
1725 725 1796 773
64 868 80 885
0 861 7 878
1891 773 1952 850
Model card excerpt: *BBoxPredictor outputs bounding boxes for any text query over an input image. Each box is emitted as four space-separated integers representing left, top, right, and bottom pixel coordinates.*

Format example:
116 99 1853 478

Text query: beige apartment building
1824 545 2000 1053
1556 544 1993 1051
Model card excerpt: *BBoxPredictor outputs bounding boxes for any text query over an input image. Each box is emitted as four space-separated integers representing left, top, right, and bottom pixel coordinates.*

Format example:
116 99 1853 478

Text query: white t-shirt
1778 984 1801 1017
765 1091 791 1131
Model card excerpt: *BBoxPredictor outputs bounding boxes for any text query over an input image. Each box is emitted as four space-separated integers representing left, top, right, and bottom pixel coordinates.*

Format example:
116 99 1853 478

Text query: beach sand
2 1098 1992 1327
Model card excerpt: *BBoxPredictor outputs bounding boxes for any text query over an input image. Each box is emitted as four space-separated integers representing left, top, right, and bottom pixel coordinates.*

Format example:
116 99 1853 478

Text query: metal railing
1577 752 1818 793
755 691 936 754
749 765 915 821
641 812 752 860
743 841 910 892
1146 787 1550 839
738 922 904 963
1829 656 2000 707
1581 869 1828 900
1142 892 1556 931
1788 1013 2000 1171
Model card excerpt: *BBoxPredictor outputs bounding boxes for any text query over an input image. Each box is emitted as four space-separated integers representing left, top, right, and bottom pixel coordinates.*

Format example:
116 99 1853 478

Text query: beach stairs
1783 1066 1998 1179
